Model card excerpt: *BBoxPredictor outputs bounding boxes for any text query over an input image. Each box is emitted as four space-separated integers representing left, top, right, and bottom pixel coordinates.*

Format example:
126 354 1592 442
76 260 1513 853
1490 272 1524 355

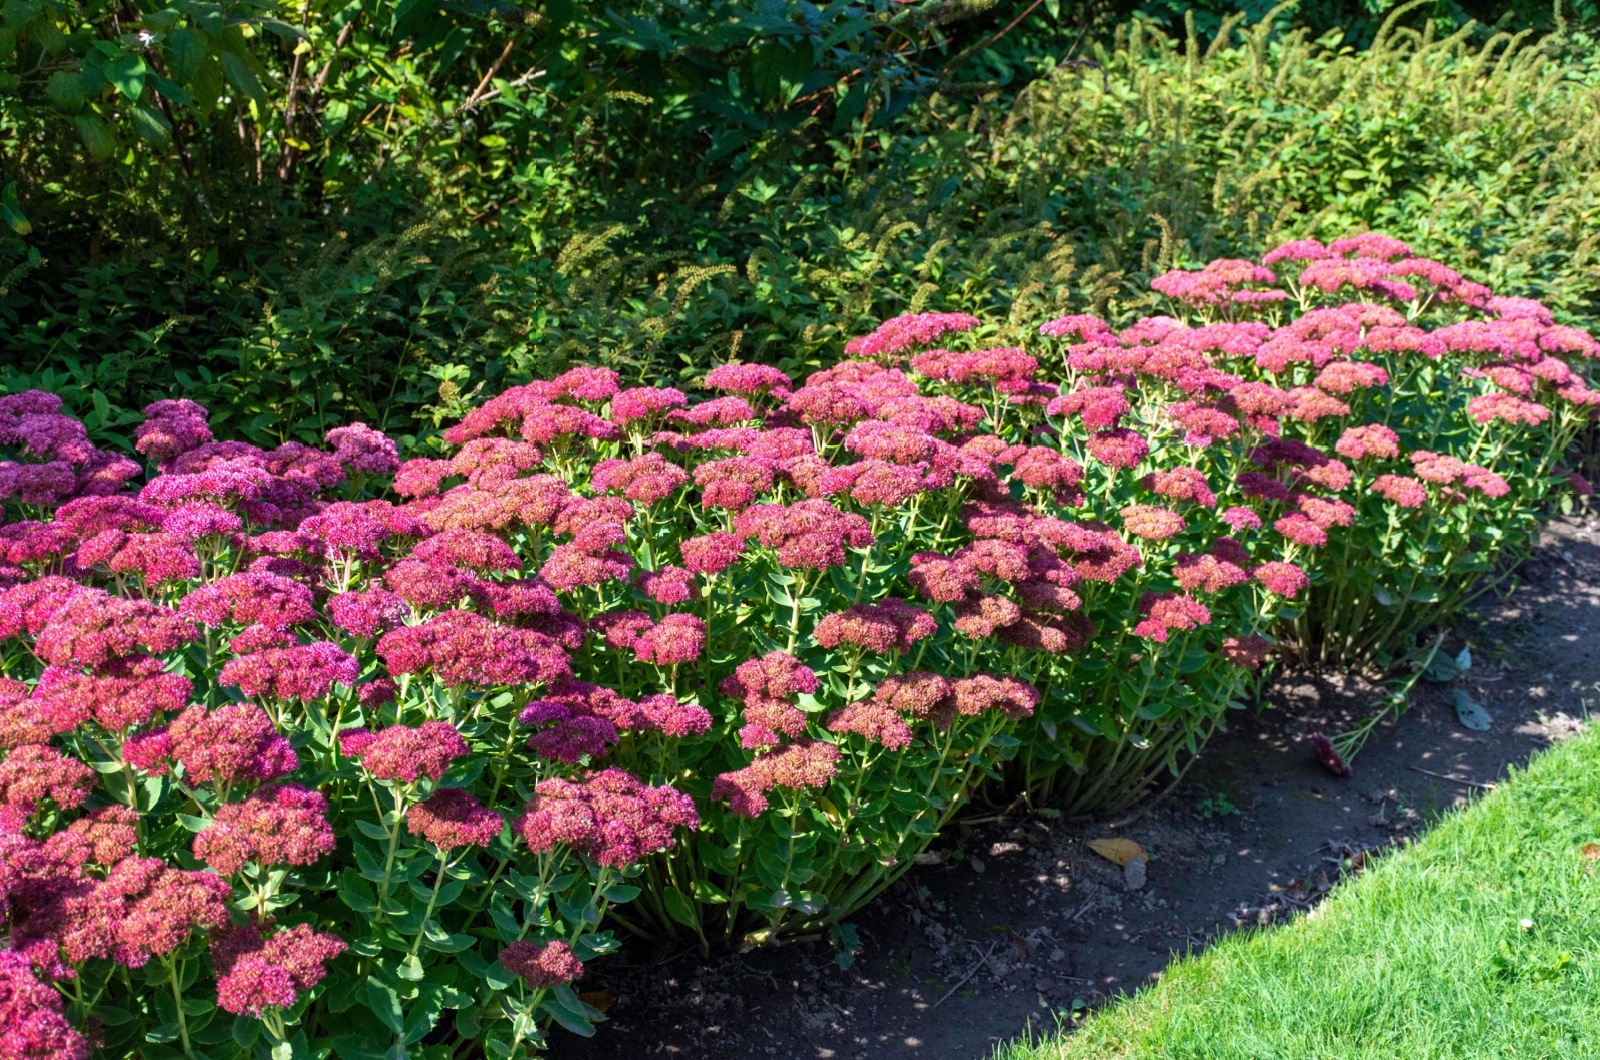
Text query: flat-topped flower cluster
0 233 1591 1056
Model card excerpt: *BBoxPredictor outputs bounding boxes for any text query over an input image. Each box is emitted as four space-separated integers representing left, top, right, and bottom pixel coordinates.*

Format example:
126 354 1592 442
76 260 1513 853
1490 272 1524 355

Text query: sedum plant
0 231 1592 1055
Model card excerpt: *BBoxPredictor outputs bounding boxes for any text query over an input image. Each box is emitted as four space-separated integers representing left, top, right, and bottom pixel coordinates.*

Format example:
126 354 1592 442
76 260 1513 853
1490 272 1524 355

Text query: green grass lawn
997 729 1600 1060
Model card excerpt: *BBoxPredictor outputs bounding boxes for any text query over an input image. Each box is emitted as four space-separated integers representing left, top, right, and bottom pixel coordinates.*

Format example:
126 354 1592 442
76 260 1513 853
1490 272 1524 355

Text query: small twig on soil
928 941 998 1011
1409 766 1496 790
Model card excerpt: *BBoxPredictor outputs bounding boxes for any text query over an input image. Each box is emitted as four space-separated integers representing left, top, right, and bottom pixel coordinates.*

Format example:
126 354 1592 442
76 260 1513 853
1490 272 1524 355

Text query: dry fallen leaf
579 991 618 1014
1582 843 1600 861
1088 837 1147 867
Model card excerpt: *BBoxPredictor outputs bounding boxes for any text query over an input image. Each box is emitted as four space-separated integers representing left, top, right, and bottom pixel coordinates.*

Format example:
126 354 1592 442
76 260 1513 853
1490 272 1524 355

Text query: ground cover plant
0 236 1593 1056
993 724 1600 1060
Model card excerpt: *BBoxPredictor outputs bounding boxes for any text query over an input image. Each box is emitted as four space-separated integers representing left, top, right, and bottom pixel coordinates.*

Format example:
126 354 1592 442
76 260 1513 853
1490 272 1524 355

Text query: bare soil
554 513 1600 1060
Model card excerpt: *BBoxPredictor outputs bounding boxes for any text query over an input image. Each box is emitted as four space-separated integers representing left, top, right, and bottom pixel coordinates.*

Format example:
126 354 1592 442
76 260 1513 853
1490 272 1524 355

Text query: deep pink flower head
135 399 212 464
633 613 706 666
499 939 584 989
518 696 618 763
194 783 335 876
31 657 190 734
516 769 697 867
637 565 697 605
0 745 95 815
327 587 411 639
407 787 504 848
213 923 346 1017
220 642 359 702
161 704 300 786
180 572 316 632
33 591 194 669
407 529 522 573
611 387 689 427
732 500 872 570
43 804 140 871
1085 427 1149 470
0 950 88 1059
324 422 401 476
845 312 979 359
377 610 569 687
346 721 468 784
712 740 841 817
680 531 745 575
705 363 793 396
591 452 689 505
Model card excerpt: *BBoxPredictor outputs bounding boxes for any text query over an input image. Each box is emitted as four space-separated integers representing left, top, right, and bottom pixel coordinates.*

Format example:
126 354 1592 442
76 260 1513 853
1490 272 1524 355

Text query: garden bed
554 513 1599 1059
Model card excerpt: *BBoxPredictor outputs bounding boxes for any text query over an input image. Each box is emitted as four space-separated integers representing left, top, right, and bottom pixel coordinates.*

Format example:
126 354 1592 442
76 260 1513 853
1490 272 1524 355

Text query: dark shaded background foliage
2 0 1597 451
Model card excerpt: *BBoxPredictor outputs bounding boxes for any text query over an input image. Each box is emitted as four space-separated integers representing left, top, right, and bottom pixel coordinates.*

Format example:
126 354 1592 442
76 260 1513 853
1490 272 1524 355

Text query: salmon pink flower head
212 922 346 1017
907 551 980 603
952 594 1022 638
712 739 842 817
1120 505 1187 542
499 939 584 989
637 564 696 605
1011 447 1085 501
377 609 570 687
42 805 140 871
1297 258 1417 303
1133 592 1211 642
827 697 914 750
950 674 1039 720
721 651 817 749
539 541 635 592
407 787 503 848
220 642 359 702
1466 392 1551 426
1261 238 1332 265
343 721 469 784
1252 561 1310 597
1335 424 1400 461
82 856 234 968
1038 313 1115 342
1328 233 1413 260
1151 259 1281 306
1143 466 1216 508
671 396 757 429
1173 552 1249 594
1372 474 1428 508
193 783 335 876
516 768 698 866
844 312 979 360
997 612 1094 654
1274 512 1328 547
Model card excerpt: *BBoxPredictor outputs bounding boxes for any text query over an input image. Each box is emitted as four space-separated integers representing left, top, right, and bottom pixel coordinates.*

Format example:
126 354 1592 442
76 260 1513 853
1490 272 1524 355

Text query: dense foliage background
4 0 1599 453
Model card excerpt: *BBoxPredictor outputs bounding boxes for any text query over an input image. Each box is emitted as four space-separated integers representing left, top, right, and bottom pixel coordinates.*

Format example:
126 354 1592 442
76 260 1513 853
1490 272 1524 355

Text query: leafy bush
15 7 1600 453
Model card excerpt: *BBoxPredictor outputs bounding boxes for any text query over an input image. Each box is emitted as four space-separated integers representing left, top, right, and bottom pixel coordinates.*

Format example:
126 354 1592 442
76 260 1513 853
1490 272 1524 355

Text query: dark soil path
555 513 1600 1060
